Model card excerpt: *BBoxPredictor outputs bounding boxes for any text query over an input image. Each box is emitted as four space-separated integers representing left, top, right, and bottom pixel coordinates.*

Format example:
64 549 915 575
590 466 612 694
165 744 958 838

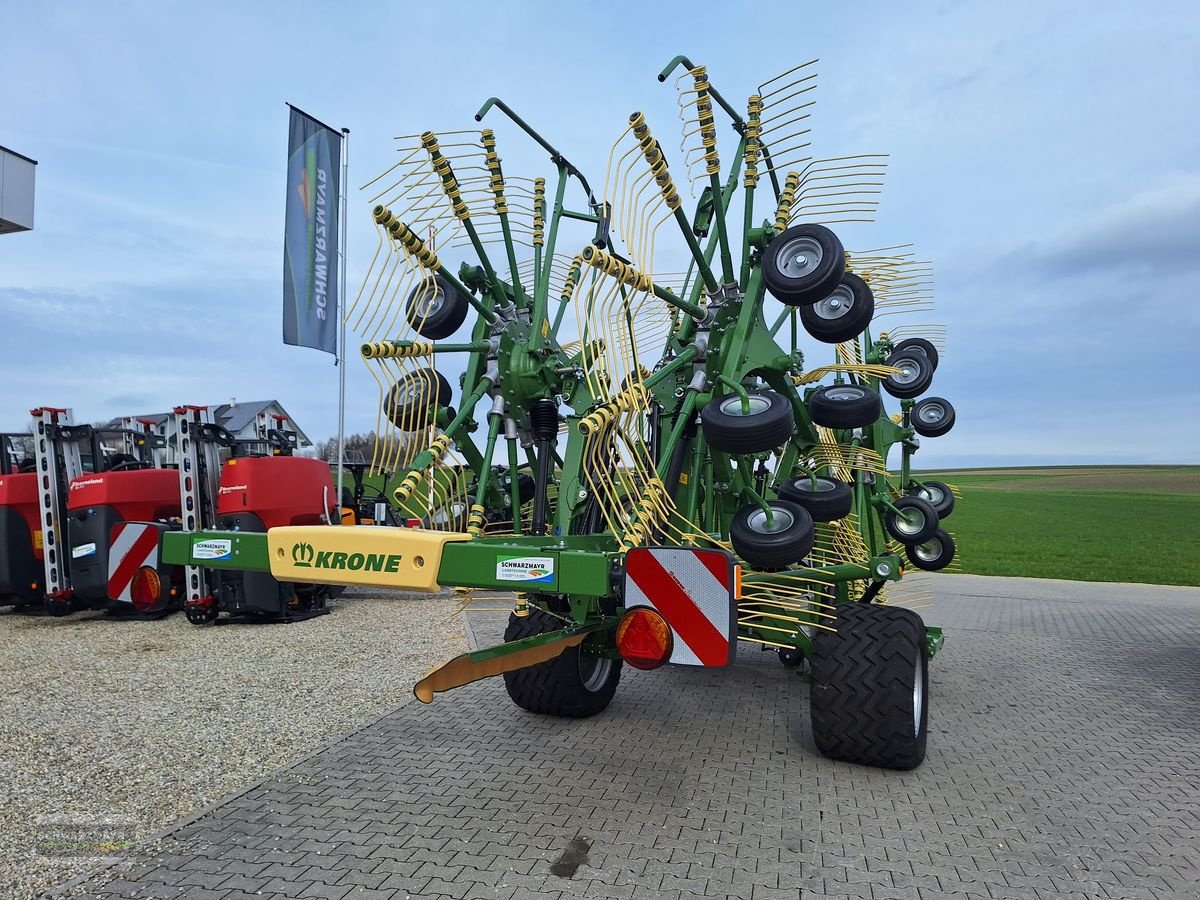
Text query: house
103 400 313 463
210 400 314 449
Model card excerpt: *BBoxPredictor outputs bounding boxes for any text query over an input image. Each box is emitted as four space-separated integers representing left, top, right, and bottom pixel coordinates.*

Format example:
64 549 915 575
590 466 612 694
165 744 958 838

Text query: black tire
700 390 795 454
810 603 929 770
908 481 954 519
799 273 875 343
806 384 882 429
502 609 621 717
883 350 934 400
405 274 469 339
778 646 804 668
384 368 453 430
762 224 846 306
884 495 939 544
905 528 956 571
777 476 854 522
911 397 955 437
730 500 814 568
892 337 939 372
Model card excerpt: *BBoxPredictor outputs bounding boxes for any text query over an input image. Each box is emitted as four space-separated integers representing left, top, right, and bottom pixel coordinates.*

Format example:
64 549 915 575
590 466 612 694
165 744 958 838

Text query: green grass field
351 462 1199 587
920 466 1200 586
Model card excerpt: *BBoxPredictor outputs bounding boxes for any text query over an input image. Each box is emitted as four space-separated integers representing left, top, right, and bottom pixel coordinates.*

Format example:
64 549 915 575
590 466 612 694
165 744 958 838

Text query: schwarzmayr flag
283 105 342 354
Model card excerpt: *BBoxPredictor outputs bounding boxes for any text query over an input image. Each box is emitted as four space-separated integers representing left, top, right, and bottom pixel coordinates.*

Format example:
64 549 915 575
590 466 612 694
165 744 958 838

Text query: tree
315 431 420 469
316 432 378 463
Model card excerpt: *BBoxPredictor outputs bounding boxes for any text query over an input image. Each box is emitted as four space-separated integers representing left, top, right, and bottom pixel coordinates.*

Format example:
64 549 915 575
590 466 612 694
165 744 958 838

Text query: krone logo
288 542 403 574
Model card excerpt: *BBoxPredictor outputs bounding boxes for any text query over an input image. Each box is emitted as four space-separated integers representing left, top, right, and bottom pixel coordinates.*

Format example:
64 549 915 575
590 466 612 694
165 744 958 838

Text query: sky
2 0 1198 468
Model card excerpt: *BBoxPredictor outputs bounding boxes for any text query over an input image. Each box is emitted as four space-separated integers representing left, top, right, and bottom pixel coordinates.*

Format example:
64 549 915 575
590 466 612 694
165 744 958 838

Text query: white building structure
0 145 36 235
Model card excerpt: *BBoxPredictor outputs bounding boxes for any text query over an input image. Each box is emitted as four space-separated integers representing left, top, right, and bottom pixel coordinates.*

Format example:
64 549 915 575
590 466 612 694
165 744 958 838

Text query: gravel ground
0 589 467 900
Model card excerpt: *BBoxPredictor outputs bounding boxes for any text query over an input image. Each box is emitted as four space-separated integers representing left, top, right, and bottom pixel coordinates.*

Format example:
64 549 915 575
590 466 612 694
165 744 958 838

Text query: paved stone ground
49 575 1200 899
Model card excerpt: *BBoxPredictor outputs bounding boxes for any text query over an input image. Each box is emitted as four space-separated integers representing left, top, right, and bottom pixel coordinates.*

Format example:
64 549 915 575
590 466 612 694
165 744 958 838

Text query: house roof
211 400 277 435
103 400 312 447
212 401 312 447
0 145 38 165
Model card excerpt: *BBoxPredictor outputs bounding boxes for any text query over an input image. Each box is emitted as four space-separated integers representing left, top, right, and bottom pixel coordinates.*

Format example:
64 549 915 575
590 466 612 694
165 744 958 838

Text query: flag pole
336 127 350 510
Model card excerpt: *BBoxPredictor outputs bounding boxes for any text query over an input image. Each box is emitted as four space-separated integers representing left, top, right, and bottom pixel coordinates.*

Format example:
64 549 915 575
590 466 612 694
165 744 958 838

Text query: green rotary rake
319 55 959 768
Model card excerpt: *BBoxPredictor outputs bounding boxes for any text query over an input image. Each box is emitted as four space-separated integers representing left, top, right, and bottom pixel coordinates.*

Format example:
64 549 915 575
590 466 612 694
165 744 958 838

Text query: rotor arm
475 97 598 211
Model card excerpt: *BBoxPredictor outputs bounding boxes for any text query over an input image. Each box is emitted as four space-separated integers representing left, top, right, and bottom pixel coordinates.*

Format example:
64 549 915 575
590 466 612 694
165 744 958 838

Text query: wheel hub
913 536 942 561
413 285 446 317
793 477 834 493
825 386 866 402
919 485 945 504
813 284 854 320
719 395 771 417
912 655 924 735
579 654 614 692
747 507 794 534
778 236 822 277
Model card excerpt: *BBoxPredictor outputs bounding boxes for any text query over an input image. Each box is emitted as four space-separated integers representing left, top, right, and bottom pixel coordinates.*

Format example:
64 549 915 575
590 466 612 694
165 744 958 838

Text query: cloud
1029 175 1200 279
3 2 1200 468
900 169 1200 466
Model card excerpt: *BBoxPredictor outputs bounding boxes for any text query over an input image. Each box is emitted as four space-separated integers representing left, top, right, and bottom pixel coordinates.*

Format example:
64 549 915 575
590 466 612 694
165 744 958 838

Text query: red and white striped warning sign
107 522 163 603
624 547 737 667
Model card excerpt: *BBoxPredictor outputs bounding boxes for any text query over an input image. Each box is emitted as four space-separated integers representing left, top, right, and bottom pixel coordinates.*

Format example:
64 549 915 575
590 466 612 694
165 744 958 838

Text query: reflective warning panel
107 522 165 603
624 547 737 667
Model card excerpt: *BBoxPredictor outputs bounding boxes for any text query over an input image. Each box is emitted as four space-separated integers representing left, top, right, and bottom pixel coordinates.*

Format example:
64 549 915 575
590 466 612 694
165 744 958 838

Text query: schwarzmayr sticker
496 555 555 584
192 539 233 561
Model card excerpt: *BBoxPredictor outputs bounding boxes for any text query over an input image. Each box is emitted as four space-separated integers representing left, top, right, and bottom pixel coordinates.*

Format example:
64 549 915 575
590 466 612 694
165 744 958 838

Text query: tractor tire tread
502 610 620 718
811 603 928 770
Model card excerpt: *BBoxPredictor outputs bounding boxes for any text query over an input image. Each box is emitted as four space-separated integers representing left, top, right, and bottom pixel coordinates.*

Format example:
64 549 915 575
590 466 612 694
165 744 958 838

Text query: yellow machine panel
266 526 469 592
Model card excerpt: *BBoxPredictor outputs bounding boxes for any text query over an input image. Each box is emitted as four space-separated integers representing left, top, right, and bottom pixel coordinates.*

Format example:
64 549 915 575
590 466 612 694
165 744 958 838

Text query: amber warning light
130 566 161 612
615 607 673 670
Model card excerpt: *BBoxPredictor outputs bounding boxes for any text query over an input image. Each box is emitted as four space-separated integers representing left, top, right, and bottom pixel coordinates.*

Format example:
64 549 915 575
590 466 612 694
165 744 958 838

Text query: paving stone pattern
55 575 1200 899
